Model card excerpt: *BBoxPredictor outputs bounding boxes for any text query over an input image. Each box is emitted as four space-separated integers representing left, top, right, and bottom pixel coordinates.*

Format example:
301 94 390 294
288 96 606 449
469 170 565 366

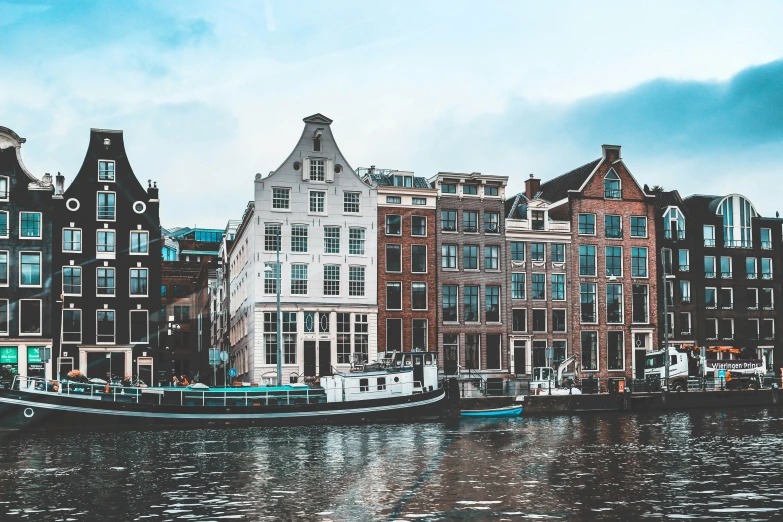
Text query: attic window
604 170 621 199
391 175 412 187
313 136 321 152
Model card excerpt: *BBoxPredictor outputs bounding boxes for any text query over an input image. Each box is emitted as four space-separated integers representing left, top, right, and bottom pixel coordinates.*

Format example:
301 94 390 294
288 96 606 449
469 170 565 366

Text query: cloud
0 2 50 27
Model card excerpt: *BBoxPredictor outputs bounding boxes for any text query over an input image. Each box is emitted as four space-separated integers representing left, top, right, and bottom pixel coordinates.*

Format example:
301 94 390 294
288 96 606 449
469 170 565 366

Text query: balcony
705 271 716 279
505 220 571 233
721 272 733 279
762 241 772 250
747 273 758 280
604 189 621 199
664 230 686 240
679 264 689 272
724 239 752 249
704 239 716 247
762 272 773 280
97 207 116 220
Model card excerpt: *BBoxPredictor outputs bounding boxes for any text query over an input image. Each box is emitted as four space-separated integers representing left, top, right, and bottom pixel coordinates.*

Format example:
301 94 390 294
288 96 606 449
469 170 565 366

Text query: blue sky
2 0 783 226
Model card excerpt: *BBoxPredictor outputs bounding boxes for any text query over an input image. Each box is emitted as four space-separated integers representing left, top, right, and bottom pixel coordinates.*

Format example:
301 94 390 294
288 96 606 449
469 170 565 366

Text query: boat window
403 355 412 366
424 354 433 365
359 378 369 392
377 377 386 391
533 368 541 380
414 356 422 366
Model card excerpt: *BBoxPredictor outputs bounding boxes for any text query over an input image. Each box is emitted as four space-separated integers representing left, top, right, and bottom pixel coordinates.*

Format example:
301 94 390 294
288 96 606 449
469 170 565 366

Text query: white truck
529 354 582 395
644 346 765 391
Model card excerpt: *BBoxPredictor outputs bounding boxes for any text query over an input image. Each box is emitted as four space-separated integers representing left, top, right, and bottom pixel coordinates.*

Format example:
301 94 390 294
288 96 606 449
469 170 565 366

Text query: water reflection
1 409 782 520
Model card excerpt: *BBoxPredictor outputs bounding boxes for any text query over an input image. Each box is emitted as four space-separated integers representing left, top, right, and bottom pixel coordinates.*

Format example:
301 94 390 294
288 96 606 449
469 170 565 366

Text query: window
412 197 426 206
263 313 278 364
284 325 297 364
0 300 7 335
486 286 500 322
412 319 428 351
579 245 596 276
386 196 401 204
441 210 457 232
679 249 689 272
0 252 6 286
511 273 526 299
391 175 412 187
173 306 190 322
661 248 673 276
703 225 715 247
130 231 148 254
442 183 457 194
263 223 280 252
0 211 7 238
386 215 401 235
20 299 41 335
532 309 546 332
463 211 478 233
443 285 457 322
632 284 649 323
264 263 279 295
484 185 499 196
580 283 597 323
720 318 734 340
761 228 772 249
704 256 716 278
97 230 116 254
412 282 427 310
680 280 691 303
465 334 480 369
746 257 758 279
96 267 115 295
386 319 402 352
324 265 340 296
324 226 340 254
631 247 648 277
553 309 566 332
386 282 402 310
291 225 308 252
605 215 622 238
607 331 624 370
20 252 41 286
291 264 308 295
762 258 773 279
762 319 776 341
606 246 622 277
719 287 733 309
411 216 427 236
531 210 545 231
463 185 478 195
310 159 325 181
130 310 149 343
63 266 82 295
531 243 545 262
511 242 525 261
581 331 598 371
0 176 7 200
348 266 365 297
62 309 81 343
344 192 360 213
578 214 595 235
464 286 479 322
551 243 565 263
531 274 545 300
485 334 501 370
408 245 427 273
272 187 290 210
386 244 402 272
747 319 760 340
442 245 456 269
97 192 116 220
720 256 732 279
747 288 759 309
484 212 500 233
664 280 674 306
512 309 526 332
20 212 41 238
98 160 114 181
607 283 623 323
348 228 365 255
604 169 621 199
761 288 774 310
681 312 692 335
630 216 647 237
309 191 325 213
484 246 499 270
551 274 565 300
705 318 718 340
463 245 478 270
337 313 351 364
96 310 115 344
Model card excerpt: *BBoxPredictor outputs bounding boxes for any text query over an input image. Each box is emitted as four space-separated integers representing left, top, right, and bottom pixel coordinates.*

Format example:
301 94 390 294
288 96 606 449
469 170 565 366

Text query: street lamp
661 247 675 390
263 234 282 386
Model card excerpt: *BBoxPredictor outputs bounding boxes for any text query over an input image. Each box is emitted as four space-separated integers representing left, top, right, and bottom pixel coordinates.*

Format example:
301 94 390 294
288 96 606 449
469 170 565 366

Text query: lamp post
661 247 675 390
264 233 282 386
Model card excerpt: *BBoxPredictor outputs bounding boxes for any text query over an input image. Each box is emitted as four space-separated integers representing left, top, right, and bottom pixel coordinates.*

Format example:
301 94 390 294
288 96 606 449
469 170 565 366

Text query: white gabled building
229 114 378 384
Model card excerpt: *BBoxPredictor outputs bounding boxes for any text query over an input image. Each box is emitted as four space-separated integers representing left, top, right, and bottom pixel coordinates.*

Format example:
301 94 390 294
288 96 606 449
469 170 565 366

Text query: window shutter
326 160 334 182
302 158 310 181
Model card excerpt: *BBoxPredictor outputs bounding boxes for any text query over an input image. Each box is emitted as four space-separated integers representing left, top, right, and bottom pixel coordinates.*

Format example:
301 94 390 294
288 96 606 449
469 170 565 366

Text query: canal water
1 408 783 521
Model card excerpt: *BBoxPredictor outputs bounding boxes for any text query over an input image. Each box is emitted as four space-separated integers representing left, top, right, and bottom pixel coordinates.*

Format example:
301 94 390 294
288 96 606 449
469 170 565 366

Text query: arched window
717 195 757 248
604 170 621 199
663 207 686 240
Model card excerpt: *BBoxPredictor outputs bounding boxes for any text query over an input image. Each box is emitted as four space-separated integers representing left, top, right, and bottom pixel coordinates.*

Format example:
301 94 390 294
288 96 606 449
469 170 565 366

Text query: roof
683 194 722 215
505 193 528 219
537 159 601 203
366 173 431 189
654 190 684 214
302 113 333 125
180 250 219 256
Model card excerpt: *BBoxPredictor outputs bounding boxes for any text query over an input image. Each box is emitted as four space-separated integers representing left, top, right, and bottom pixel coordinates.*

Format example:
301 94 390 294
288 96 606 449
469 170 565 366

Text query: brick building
537 145 659 387
362 169 437 354
431 172 508 376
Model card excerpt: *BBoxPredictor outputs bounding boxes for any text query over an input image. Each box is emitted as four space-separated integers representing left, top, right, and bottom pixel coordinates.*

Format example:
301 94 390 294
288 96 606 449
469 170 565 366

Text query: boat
0 351 455 430
460 405 523 417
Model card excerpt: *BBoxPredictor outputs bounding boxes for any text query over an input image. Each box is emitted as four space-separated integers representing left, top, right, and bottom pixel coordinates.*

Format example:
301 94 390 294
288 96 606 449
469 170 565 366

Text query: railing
97 207 115 220
724 239 753 248
762 273 773 280
721 272 732 279
704 239 716 247
679 264 689 272
0 228 8 237
761 241 772 250
705 271 716 278
0 191 8 199
747 273 758 279
664 230 686 240
604 189 621 199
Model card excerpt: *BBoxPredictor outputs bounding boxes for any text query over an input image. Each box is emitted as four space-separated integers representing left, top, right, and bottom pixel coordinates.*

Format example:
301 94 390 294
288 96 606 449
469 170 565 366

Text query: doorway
635 350 647 379
514 340 527 376
304 341 316 377
319 341 332 376
412 353 424 388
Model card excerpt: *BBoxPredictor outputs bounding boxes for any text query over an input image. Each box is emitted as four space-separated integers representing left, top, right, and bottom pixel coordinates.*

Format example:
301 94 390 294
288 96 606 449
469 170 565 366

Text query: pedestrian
172 375 179 387
182 375 189 386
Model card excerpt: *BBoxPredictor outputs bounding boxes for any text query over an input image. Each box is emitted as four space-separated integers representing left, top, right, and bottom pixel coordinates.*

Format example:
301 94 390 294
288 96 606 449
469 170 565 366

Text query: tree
649 185 665 195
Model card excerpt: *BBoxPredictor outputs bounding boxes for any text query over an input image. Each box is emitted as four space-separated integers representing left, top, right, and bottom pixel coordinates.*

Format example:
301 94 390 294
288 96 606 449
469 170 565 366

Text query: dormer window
391 175 412 187
98 160 115 182
442 183 457 194
604 169 621 199
531 210 545 231
663 207 686 240
313 128 323 152
717 194 757 248
0 176 8 201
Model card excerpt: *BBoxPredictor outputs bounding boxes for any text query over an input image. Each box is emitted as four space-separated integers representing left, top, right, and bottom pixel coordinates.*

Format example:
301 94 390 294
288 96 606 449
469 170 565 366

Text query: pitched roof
302 113 333 125
505 193 528 219
654 190 683 213
367 173 431 189
537 159 601 203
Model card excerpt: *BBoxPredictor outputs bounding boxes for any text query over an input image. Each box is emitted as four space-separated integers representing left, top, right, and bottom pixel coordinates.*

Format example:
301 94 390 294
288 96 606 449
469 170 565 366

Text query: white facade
230 114 378 383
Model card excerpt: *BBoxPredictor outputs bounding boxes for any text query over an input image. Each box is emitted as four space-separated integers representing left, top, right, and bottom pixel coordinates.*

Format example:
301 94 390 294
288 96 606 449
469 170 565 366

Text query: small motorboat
461 405 523 417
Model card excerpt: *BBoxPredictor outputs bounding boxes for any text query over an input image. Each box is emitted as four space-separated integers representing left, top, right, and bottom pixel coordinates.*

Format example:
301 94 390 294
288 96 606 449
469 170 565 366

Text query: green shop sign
0 347 18 364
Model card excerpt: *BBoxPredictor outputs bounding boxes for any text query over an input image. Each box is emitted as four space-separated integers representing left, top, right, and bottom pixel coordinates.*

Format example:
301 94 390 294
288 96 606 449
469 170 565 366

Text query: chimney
525 174 540 200
148 181 159 200
601 144 621 161
55 172 65 195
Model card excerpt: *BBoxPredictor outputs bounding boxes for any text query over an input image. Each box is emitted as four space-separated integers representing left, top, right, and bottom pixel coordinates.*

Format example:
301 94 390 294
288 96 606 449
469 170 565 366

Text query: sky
2 0 783 226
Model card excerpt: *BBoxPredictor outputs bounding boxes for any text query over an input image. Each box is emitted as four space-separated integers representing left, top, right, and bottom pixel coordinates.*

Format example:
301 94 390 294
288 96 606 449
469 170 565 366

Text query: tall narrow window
679 249 689 272
531 274 545 300
62 309 82 343
581 331 598 371
310 159 325 181
349 266 365 297
631 247 648 277
412 320 428 352
531 210 545 231
531 243 545 262
606 284 623 323
604 169 621 199
632 284 649 323
96 310 115 344
130 268 148 296
553 310 566 332
465 334 480 369
130 231 149 254
463 211 478 233
0 211 8 238
20 252 41 286
98 160 115 181
762 258 773 279
704 256 716 278
580 283 597 323
578 214 595 235
484 212 500 233
703 225 715 247
336 313 351 364
0 252 7 286
664 207 686 240
607 331 624 370
343 192 360 214
761 228 772 249
348 228 365 255
265 223 281 252
441 210 456 232
63 266 82 295
411 245 427 273
97 230 116 254
605 215 622 238
551 243 565 262
579 245 596 276
720 256 732 279
512 309 527 332
511 242 525 261
97 192 116 220
20 212 41 238
443 285 457 322
309 191 325 213
0 176 7 200
386 244 402 272
291 225 308 252
411 216 427 236
20 299 41 335
264 263 279 295
385 215 402 235
130 310 149 343
552 274 565 300
606 246 622 277
272 188 290 210
324 226 340 254
486 286 500 322
96 267 115 295
463 245 478 270
464 286 479 322
324 265 340 296
412 282 427 310
386 282 402 310
511 273 526 299
442 245 457 269
291 264 308 295
484 246 499 270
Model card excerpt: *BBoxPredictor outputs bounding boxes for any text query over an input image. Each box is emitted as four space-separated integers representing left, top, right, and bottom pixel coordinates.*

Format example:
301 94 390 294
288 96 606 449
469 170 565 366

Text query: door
319 341 332 376
412 353 424 388
635 349 646 379
304 341 316 377
514 340 527 376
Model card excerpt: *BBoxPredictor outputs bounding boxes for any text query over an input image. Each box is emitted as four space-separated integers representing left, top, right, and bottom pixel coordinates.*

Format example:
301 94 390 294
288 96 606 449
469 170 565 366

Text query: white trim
0 210 8 239
61 308 82 344
0 175 8 202
411 215 428 238
629 215 648 238
129 267 149 297
66 198 80 211
62 227 82 253
96 309 116 345
385 243 403 274
18 250 42 288
96 229 116 259
0 250 7 287
96 191 117 222
307 189 327 215
411 244 428 274
385 281 402 311
129 309 149 344
0 298 8 336
18 211 42 240
18 298 43 336
606 330 625 372
531 308 547 333
411 281 428 311
96 266 116 297
98 159 116 182
129 230 149 255
62 265 82 297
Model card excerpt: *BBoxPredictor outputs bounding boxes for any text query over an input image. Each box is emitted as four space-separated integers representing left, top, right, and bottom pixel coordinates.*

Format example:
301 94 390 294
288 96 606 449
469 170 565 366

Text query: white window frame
386 281 402 311
291 264 308 296
748 318 760 340
577 213 596 236
18 298 42 336
63 228 82 253
747 287 759 309
411 244 428 274
308 190 327 215
720 287 734 309
607 330 625 371
532 308 547 333
0 298 7 335
19 251 42 288
96 309 116 345
411 282 428 311
129 267 149 297
704 256 716 278
680 280 691 303
605 245 623 277
130 230 149 255
0 210 8 239
762 288 775 310
309 158 326 182
763 319 776 341
19 211 42 240
705 287 717 309
96 267 116 297
0 175 8 202
0 250 7 287
720 256 733 279
721 318 735 340
96 229 116 259
98 159 115 182
606 283 624 324
761 228 772 249
705 318 718 340
531 273 546 300
271 187 291 211
323 226 341 255
703 225 715 247
681 312 692 336
679 249 690 272
348 227 365 256
746 257 758 279
343 191 361 215
62 265 82 296
581 330 599 372
97 191 117 221
385 244 402 273
62 308 82 344
129 310 149 344
552 308 567 333
631 246 649 278
348 266 365 298
762 258 773 279
385 214 402 236
580 283 598 325
411 215 428 237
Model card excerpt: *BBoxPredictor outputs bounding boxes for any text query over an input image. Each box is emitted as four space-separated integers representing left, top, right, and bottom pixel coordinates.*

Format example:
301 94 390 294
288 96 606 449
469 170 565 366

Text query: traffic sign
228 368 237 378
220 351 229 362
209 348 220 365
